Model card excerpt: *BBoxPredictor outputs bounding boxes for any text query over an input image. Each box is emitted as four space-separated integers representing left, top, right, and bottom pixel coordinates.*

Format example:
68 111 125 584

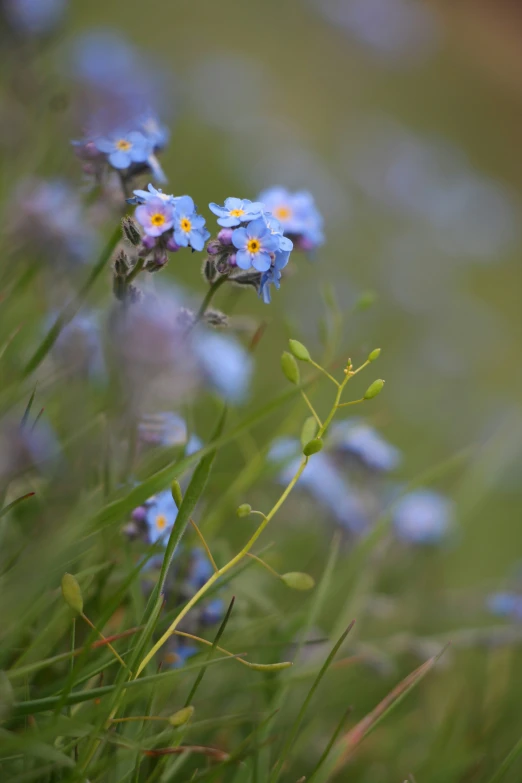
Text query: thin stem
194 275 228 323
309 359 340 388
245 552 282 581
81 614 129 671
336 398 365 408
189 518 218 573
300 391 323 428
135 456 308 677
125 256 145 285
111 715 168 724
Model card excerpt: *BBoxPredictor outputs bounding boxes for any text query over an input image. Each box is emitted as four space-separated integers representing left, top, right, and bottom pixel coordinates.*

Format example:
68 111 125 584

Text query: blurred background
1 0 522 781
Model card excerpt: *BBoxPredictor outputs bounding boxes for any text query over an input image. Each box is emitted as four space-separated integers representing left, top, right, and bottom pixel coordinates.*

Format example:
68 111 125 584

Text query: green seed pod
281 352 300 385
169 705 194 726
61 573 83 615
171 480 183 509
368 348 381 362
281 572 315 590
363 379 385 400
301 417 318 448
288 339 311 362
237 503 252 518
303 438 323 456
121 216 142 246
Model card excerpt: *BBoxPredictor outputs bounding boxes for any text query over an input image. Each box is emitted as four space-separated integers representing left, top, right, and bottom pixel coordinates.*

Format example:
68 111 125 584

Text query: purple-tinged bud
166 237 181 252
296 236 315 252
141 235 156 251
132 506 147 523
207 240 220 256
217 228 234 245
228 253 237 267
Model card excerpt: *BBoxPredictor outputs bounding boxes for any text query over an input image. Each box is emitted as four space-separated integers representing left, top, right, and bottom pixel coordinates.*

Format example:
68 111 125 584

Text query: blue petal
175 195 195 215
94 137 114 154
209 202 227 217
108 150 131 169
278 235 293 252
224 196 243 210
173 229 189 247
217 216 240 227
232 227 248 250
189 231 205 251
235 250 251 270
252 253 272 272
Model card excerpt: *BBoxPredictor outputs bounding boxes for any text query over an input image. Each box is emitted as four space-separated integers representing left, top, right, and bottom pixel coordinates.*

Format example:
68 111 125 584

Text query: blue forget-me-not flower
209 197 264 227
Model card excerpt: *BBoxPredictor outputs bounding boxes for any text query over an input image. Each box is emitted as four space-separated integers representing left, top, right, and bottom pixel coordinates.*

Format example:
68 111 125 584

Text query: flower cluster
74 112 169 186
207 193 317 304
126 185 209 269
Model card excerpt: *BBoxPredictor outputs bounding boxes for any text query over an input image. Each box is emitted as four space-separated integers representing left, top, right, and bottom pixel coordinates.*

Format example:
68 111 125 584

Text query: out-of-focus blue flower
329 420 401 472
172 196 210 251
187 547 214 590
392 489 453 544
487 593 522 621
94 130 152 170
259 187 324 251
138 413 188 448
12 179 97 265
135 197 174 237
3 0 66 35
141 490 177 544
193 331 253 404
129 183 178 206
202 598 225 625
165 644 199 668
232 217 279 272
0 415 60 481
209 197 264 228
269 438 369 533
53 311 105 380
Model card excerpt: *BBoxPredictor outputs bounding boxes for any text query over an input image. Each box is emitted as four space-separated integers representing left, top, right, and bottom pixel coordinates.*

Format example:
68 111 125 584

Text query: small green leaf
281 351 300 385
301 417 318 448
61 573 83 615
303 438 323 456
289 339 311 362
281 572 315 591
363 379 385 400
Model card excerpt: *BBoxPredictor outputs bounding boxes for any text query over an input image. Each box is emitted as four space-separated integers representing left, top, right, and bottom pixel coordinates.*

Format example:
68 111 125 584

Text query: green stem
126 256 145 285
309 359 340 388
337 398 365 408
194 275 228 323
22 225 122 378
300 390 323 428
135 456 309 677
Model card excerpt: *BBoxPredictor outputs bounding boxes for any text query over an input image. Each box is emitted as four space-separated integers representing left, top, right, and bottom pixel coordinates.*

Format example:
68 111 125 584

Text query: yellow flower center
275 205 292 221
247 238 260 254
115 139 132 151
229 208 245 217
150 213 166 227
180 218 192 233
155 514 168 530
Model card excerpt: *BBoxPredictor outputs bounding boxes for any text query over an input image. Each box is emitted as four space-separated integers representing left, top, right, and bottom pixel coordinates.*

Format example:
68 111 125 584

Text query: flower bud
237 503 252 517
281 572 315 590
204 309 229 327
171 480 183 509
166 238 181 253
113 249 130 276
281 352 300 385
217 228 234 245
61 573 83 614
169 705 194 726
301 417 317 448
228 253 237 267
303 438 323 456
363 379 385 400
289 339 311 362
121 216 142 246
368 348 381 362
203 257 217 283
206 240 221 256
